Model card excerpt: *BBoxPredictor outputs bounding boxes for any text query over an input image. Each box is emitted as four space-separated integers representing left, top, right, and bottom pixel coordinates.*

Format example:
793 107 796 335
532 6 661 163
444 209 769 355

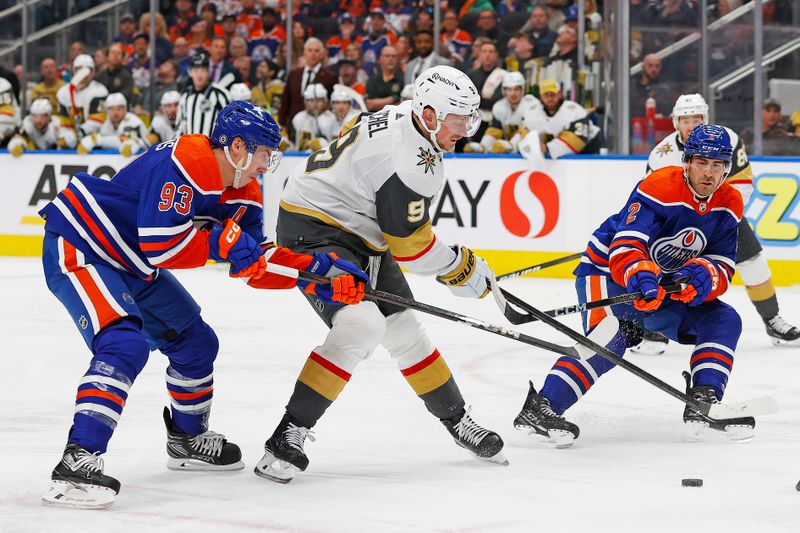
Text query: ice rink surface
1 256 799 532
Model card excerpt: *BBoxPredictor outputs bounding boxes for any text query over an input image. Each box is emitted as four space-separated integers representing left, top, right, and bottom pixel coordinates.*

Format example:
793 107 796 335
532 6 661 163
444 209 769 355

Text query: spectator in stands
522 5 557 58
30 58 65 111
740 99 800 156
137 59 180 115
631 53 672 117
94 48 108 75
235 0 263 39
220 14 237 42
337 58 366 96
140 12 174 65
505 32 536 73
208 36 240 90
187 19 211 51
60 41 86 82
339 0 368 19
414 8 434 33
474 10 502 54
113 12 136 58
345 43 370 86
168 0 201 41
547 25 578 66
96 43 135 105
460 36 491 71
385 0 413 35
200 3 222 41
468 40 505 137
129 32 156 92
405 30 451 86
327 13 362 66
362 8 398 77
280 37 337 136
234 56 254 86
657 0 696 26
441 9 472 64
365 45 403 112
173 37 191 77
544 0 567 31
252 59 283 116
394 35 412 72
230 37 249 61
248 8 286 64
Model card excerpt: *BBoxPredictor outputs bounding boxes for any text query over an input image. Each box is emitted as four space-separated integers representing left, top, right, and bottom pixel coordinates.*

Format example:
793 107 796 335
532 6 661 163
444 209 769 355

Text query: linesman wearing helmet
254 65 507 486
38 101 367 510
464 71 538 154
515 125 755 448
8 98 76 156
77 93 150 157
177 50 231 137
640 93 800 351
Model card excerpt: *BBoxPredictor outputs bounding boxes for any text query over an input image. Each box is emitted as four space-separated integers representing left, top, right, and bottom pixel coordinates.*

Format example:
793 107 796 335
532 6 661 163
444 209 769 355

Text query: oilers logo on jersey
650 227 708 272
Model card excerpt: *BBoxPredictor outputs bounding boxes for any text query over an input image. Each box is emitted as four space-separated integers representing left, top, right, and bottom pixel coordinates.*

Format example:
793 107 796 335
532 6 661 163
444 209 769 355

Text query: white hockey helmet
330 87 351 103
30 98 52 116
230 83 253 102
672 93 709 131
73 53 95 71
412 65 481 150
502 71 525 89
105 92 127 109
303 83 328 101
160 90 181 106
0 77 12 95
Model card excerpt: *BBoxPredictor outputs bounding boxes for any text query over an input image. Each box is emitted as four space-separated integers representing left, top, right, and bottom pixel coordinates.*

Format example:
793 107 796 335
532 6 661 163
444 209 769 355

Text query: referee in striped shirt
177 51 231 136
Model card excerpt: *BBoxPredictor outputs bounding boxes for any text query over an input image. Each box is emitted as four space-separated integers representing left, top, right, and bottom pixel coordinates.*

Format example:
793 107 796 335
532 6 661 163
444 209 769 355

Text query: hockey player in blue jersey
513 125 756 447
39 101 368 509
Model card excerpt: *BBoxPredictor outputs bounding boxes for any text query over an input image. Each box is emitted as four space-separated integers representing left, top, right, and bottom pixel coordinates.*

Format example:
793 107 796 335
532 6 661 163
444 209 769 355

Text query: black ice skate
41 443 121 510
254 413 315 483
442 407 508 465
630 330 669 355
681 372 755 443
514 381 580 448
163 407 244 471
764 314 800 346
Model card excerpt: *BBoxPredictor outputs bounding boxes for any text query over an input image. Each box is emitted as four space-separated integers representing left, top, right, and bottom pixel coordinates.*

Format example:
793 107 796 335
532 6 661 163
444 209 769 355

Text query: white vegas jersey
56 80 108 136
280 100 457 276
292 110 338 150
334 109 360 135
149 114 178 143
20 115 76 149
490 95 537 138
647 129 753 201
95 112 149 150
317 110 340 141
0 83 20 142
523 99 599 158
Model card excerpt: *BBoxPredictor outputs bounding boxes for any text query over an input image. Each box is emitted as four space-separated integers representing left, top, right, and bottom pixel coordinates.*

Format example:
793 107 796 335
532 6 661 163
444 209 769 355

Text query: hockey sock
286 351 352 428
687 301 741 398
400 349 466 421
745 280 780 322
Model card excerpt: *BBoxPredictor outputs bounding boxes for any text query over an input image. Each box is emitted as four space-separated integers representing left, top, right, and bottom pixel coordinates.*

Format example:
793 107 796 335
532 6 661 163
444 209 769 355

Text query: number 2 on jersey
305 126 360 173
158 182 193 215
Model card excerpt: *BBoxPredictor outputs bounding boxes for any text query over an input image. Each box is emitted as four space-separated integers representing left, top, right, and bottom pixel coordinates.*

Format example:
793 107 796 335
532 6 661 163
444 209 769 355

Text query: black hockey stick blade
496 252 583 281
496 287 777 422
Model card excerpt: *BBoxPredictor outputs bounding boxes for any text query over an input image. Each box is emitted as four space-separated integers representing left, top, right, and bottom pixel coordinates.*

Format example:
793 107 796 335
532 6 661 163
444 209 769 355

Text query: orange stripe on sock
76 388 125 407
690 351 733 367
555 360 592 390
169 386 214 400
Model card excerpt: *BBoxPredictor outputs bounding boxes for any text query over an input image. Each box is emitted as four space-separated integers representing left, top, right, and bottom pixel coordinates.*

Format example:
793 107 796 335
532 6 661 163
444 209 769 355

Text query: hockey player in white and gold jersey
8 98 77 156
147 90 180 145
77 93 149 157
291 83 337 151
329 85 362 134
521 78 600 159
464 71 538 154
254 65 507 485
56 54 108 138
0 77 21 146
635 93 800 354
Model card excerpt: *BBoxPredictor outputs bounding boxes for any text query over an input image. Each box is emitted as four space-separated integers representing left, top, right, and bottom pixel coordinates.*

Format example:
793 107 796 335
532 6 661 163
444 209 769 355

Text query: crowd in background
1 0 800 156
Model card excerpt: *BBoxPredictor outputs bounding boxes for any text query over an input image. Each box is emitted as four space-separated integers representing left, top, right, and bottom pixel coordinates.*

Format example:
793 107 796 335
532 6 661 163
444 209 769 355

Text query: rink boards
1 150 798 285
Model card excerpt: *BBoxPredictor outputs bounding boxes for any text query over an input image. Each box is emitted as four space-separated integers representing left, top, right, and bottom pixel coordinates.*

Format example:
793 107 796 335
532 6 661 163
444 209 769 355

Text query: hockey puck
681 478 703 487
796 480 800 492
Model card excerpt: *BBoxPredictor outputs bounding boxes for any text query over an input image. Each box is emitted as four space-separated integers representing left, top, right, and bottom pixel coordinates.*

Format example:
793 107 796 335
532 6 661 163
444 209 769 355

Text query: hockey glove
670 258 718 306
437 245 494 299
208 219 264 276
297 252 369 305
623 260 665 312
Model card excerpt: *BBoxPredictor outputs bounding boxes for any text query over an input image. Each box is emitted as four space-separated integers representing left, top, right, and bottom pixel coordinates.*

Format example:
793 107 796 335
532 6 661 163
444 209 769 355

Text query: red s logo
499 170 559 238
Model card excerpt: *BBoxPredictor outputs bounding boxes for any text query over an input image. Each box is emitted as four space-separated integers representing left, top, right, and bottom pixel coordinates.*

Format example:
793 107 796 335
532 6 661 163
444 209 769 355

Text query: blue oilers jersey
39 135 268 279
575 166 743 299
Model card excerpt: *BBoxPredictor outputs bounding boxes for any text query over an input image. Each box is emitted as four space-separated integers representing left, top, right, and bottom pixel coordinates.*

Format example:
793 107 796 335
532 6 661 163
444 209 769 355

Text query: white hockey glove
436 245 494 299
489 139 513 154
463 141 485 153
77 133 97 155
7 135 26 157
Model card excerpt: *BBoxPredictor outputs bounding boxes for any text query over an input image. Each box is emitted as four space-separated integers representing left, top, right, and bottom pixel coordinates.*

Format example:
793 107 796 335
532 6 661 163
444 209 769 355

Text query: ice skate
442 407 508 465
764 315 800 346
163 407 244 470
41 443 120 510
682 372 755 443
514 381 579 448
254 413 315 483
631 330 668 355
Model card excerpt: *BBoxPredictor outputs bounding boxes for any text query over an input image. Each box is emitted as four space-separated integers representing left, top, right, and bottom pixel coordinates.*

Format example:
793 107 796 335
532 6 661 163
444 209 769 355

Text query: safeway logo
499 170 559 238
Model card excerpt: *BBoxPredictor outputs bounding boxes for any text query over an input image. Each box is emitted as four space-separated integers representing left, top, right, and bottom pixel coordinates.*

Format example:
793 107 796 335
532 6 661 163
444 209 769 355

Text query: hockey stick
499 278 689 326
496 252 583 281
262 262 601 359
495 286 779 422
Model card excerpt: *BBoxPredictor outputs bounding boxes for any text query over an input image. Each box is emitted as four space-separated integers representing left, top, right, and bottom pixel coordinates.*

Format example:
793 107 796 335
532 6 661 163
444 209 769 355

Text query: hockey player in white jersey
229 82 253 102
521 78 600 159
464 71 537 154
77 93 149 157
254 65 507 484
147 90 180 145
329 85 361 133
56 54 108 138
291 83 337 151
0 77 21 146
8 98 76 156
637 93 800 352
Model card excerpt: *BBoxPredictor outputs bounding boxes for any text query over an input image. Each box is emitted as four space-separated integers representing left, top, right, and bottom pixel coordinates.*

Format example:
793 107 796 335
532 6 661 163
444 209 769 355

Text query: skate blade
770 337 800 347
683 421 755 443
474 449 509 466
167 457 245 471
516 424 575 449
253 452 300 483
41 480 115 510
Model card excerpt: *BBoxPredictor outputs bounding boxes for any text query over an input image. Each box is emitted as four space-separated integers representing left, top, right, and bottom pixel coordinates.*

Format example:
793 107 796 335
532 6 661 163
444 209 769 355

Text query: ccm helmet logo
499 170 559 238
